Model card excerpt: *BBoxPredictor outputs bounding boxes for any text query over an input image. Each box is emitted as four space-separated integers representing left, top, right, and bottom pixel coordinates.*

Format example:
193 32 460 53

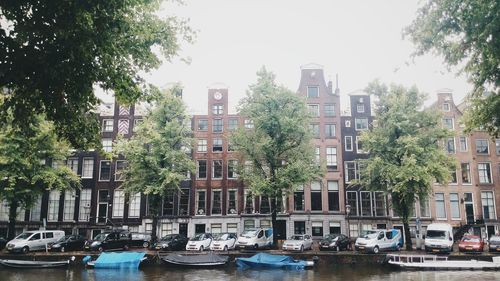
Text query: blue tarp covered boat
86 252 146 269
235 253 314 270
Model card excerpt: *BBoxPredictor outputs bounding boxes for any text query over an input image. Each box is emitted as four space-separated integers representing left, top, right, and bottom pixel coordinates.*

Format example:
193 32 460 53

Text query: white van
424 223 454 253
235 228 273 250
355 229 402 254
6 230 65 253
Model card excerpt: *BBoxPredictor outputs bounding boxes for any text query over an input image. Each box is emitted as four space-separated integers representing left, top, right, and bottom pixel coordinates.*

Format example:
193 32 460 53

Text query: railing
387 254 448 263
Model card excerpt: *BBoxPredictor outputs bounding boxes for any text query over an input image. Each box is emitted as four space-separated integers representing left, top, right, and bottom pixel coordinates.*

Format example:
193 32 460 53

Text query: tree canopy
404 0 500 137
358 81 455 250
232 67 322 246
0 0 194 149
115 87 195 240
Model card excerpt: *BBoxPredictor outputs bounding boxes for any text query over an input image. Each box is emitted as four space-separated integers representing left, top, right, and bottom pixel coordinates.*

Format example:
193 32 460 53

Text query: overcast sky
136 0 472 114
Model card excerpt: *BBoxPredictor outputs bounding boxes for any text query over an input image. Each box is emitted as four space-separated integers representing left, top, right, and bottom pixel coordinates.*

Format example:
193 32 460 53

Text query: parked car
282 234 313 252
84 230 131 252
210 233 237 251
186 233 213 251
424 223 454 253
0 236 7 250
6 230 65 253
319 233 351 251
355 229 401 254
235 228 273 250
154 234 189 251
130 233 152 248
458 235 484 253
488 235 500 253
49 234 86 252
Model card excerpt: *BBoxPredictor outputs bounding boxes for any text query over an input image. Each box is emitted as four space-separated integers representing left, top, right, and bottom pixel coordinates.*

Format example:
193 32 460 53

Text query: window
129 194 140 218
329 222 341 234
196 190 206 215
310 124 320 138
244 220 255 230
307 104 320 117
227 223 238 234
228 118 238 131
48 190 60 221
356 136 365 153
63 191 75 221
213 119 223 133
161 223 173 237
118 119 129 134
325 124 336 138
294 221 306 234
459 136 468 152
79 189 92 221
345 120 351 127
211 223 222 234
345 136 353 151
244 119 254 129
324 104 335 117
345 161 360 183
326 147 337 169
311 181 322 211
496 139 500 154
442 118 454 130
30 196 42 221
356 104 365 113
227 140 234 152
450 193 460 219
112 190 125 218
327 181 339 211
294 186 304 211
312 221 323 237
197 160 207 179
481 191 496 219
461 163 471 184
67 158 78 174
374 192 386 216
212 138 223 152
420 197 431 218
435 193 446 219
228 160 238 179
349 224 359 238
213 160 223 179
244 190 254 214
212 104 223 115
115 160 127 181
197 139 207 152
442 103 450 111
346 191 358 216
449 170 457 184
82 158 94 178
102 119 114 132
178 188 190 216
307 86 319 98
360 191 372 216
99 160 111 181
212 190 222 215
260 196 270 214
198 119 208 131
446 138 455 153
476 139 489 154
227 189 238 214
478 163 492 184
133 118 143 132
355 118 368 130
102 138 112 152
315 147 320 165
162 192 174 216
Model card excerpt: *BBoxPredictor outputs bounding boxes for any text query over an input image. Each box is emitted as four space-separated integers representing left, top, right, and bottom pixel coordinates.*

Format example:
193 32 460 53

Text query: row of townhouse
1 64 499 242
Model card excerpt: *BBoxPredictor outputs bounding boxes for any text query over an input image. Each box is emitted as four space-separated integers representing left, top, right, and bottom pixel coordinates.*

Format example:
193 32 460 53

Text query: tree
232 68 322 248
0 0 194 149
358 81 455 250
404 0 500 137
115 87 195 241
0 96 81 239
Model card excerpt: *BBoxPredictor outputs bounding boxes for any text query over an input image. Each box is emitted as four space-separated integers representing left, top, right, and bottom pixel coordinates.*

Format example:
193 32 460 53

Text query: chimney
335 74 340 95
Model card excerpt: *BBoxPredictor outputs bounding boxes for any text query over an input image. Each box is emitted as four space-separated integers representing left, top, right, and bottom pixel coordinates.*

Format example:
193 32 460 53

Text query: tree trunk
8 200 19 240
149 195 161 243
403 221 412 251
270 197 278 249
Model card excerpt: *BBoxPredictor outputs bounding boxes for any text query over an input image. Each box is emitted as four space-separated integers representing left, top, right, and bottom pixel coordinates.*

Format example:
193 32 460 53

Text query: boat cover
93 252 146 269
236 253 308 270
162 253 229 265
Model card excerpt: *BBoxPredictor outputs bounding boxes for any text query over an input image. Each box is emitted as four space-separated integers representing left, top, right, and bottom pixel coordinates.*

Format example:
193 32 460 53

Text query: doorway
464 193 475 224
195 224 206 234
179 223 188 236
97 190 109 224
274 220 287 240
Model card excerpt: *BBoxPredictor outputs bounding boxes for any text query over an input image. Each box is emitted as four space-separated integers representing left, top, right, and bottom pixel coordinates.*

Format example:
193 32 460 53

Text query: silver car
282 234 313 252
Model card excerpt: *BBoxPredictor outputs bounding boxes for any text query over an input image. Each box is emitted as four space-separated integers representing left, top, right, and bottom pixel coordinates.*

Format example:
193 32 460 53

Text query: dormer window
357 104 365 113
307 86 319 98
442 103 450 112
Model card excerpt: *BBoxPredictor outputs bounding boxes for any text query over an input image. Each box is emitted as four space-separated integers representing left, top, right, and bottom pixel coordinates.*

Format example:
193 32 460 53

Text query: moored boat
161 252 229 266
85 252 147 269
0 258 73 269
235 253 314 270
387 254 500 270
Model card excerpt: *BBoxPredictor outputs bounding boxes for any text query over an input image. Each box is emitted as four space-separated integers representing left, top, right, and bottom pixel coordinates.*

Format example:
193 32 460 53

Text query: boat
0 258 73 269
161 252 229 266
235 253 314 270
386 254 500 270
85 252 147 269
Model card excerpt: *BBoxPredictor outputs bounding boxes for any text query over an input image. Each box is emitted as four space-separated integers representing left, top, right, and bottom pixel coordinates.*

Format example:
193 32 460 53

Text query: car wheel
373 246 380 254
98 246 104 252
199 246 204 252
61 246 65 253
22 246 29 254
224 245 228 251
123 244 129 251
300 245 304 252
254 244 259 250
142 242 150 248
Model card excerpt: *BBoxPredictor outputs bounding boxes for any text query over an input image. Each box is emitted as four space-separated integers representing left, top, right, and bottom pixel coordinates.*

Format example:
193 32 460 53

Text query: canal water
1 265 500 281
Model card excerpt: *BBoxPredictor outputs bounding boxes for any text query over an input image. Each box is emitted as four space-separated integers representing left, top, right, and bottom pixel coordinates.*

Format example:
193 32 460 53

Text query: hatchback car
210 233 237 251
130 233 152 248
489 235 500 253
84 230 131 252
49 234 86 252
186 233 213 251
282 234 313 252
319 234 351 251
458 235 484 253
154 234 189 251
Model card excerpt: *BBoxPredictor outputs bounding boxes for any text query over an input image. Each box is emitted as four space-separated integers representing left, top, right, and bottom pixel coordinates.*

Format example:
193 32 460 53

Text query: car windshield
57 235 72 243
490 236 500 242
161 235 174 241
426 230 446 239
291 235 304 240
241 230 258 237
462 236 480 242
94 233 109 241
214 234 229 241
190 234 205 241
15 232 34 240
360 230 378 239
324 234 339 241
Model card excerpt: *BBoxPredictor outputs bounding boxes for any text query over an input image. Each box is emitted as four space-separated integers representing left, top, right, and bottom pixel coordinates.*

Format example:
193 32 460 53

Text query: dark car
84 230 131 252
130 233 152 248
0 237 7 250
319 234 351 251
489 235 500 253
49 234 86 252
154 234 189 251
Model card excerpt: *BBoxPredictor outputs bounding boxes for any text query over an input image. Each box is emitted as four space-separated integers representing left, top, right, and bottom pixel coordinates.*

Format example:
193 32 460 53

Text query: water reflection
82 268 144 281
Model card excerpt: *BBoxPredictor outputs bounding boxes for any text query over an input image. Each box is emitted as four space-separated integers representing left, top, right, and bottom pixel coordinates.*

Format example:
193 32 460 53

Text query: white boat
387 254 500 270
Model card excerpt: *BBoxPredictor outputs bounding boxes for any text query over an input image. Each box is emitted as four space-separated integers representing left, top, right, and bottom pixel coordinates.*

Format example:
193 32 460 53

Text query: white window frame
355 118 368 131
197 160 207 179
227 189 238 215
449 193 461 220
79 189 92 221
459 136 468 152
196 190 206 216
112 190 125 218
356 104 365 113
442 103 450 112
82 158 94 179
307 104 320 117
356 136 365 154
481 191 496 220
48 190 60 222
102 119 114 132
102 138 113 153
99 160 111 181
478 162 492 184
435 193 447 219
63 191 76 221
212 160 223 179
228 160 238 179
67 158 78 174
115 160 127 181
197 139 207 152
345 136 353 151
128 193 141 218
